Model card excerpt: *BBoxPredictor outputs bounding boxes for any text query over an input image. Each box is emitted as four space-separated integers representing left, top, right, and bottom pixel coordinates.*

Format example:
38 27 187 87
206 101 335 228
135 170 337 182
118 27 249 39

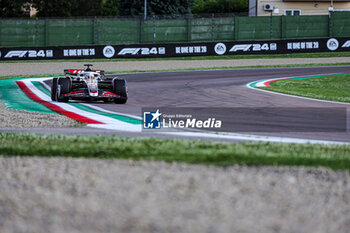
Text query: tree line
0 0 248 18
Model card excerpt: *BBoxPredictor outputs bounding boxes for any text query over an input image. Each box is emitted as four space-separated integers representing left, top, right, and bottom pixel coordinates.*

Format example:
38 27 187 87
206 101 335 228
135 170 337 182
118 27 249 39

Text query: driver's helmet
86 73 95 82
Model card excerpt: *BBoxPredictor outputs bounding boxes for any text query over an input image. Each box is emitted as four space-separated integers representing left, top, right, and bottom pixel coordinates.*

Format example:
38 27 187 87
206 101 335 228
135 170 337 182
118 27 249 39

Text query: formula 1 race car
51 64 127 104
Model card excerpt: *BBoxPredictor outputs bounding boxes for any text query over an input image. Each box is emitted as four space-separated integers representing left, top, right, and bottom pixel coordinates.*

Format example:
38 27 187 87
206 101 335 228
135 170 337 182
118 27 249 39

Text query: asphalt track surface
3 65 350 143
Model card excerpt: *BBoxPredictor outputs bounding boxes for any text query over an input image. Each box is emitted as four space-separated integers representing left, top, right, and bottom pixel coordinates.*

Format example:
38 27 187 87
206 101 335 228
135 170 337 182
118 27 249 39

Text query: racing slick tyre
51 78 72 102
113 79 128 104
51 78 58 101
57 77 72 102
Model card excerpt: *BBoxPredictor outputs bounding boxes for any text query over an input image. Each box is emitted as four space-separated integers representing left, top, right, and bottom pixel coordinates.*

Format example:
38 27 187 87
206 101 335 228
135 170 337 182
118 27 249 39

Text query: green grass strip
32 81 142 124
261 73 350 103
0 133 350 170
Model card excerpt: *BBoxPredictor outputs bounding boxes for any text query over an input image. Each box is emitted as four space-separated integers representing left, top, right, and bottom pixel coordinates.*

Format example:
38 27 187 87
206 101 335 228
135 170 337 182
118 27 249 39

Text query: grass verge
0 133 349 170
1 51 350 63
261 74 350 103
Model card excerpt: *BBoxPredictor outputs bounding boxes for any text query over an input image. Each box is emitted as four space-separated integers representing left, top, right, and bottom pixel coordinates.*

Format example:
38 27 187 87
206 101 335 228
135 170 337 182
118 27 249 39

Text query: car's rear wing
64 69 105 76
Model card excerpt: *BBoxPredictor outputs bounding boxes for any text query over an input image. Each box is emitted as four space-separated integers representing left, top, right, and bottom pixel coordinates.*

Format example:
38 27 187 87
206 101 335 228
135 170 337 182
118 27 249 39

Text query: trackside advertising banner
1 37 350 60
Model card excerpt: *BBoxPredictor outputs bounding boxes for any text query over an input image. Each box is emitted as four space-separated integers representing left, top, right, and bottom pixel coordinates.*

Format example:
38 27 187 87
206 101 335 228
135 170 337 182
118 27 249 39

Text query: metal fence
0 12 349 47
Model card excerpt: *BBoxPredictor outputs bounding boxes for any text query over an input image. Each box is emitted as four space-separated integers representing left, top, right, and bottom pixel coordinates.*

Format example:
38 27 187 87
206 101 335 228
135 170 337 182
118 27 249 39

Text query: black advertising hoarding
0 37 350 60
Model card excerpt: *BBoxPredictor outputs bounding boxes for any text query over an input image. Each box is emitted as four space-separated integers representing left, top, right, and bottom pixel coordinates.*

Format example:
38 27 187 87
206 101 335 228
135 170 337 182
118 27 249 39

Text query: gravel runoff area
0 157 349 233
1 59 350 233
1 57 350 76
0 102 79 128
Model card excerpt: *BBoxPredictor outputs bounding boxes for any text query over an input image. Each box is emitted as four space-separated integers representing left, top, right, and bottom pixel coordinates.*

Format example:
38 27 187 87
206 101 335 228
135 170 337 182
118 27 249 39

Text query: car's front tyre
113 79 128 104
51 77 71 102
51 78 58 101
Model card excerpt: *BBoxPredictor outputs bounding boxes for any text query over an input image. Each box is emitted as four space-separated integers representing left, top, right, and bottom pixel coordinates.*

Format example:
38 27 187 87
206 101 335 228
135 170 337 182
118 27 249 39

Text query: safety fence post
35 18 38 46
0 20 1 46
44 18 49 46
279 15 282 39
270 12 273 39
138 16 143 43
187 15 192 42
153 15 156 42
232 16 236 41
281 15 286 39
328 11 333 37
92 16 97 44
211 13 215 41
234 16 239 40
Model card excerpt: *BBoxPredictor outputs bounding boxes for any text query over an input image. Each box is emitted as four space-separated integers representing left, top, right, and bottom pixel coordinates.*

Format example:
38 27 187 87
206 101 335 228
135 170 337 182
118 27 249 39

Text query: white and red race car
51 64 127 104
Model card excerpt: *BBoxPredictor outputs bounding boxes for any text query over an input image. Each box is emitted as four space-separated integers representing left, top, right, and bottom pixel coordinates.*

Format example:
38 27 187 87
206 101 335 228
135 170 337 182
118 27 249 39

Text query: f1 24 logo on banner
229 43 277 52
4 50 53 58
118 47 165 55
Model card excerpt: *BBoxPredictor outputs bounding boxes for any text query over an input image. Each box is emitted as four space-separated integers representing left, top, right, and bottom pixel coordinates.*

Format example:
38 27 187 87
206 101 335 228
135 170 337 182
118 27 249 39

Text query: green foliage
32 0 107 17
101 0 119 16
118 0 195 16
32 0 74 17
118 0 143 16
0 0 30 17
192 0 248 14
73 0 104 16
27 0 119 17
148 0 195 15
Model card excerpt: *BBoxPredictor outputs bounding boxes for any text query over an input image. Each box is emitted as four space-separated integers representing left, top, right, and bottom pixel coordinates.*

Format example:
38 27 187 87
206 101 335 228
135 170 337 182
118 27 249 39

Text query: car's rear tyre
113 79 128 104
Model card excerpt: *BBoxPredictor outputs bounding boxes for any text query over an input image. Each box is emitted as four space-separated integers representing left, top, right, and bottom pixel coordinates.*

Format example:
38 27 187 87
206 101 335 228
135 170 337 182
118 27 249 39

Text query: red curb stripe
16 81 104 124
263 78 286 87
